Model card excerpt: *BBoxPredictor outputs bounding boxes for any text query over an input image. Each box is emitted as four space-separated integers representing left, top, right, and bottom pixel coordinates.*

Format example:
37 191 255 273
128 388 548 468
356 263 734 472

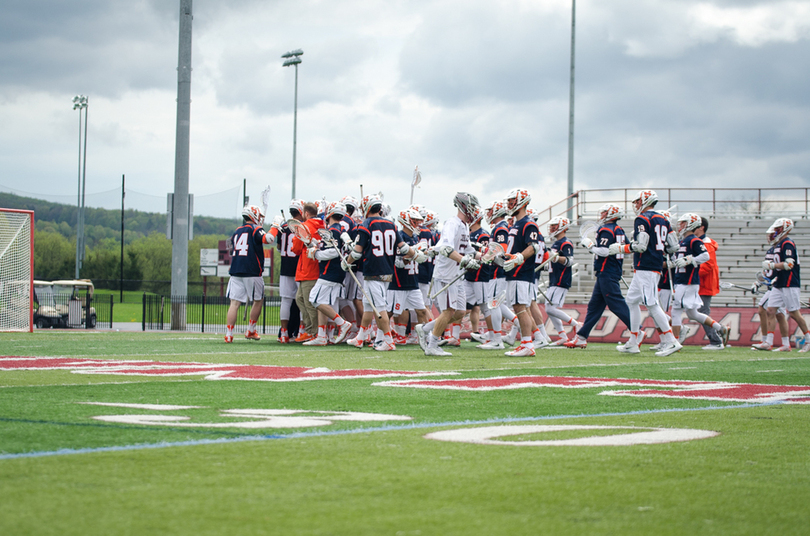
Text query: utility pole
566 0 576 220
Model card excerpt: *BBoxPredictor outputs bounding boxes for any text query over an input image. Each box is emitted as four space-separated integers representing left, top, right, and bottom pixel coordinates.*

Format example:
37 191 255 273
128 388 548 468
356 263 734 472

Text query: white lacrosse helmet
242 205 265 226
767 218 794 245
597 203 622 225
486 200 509 224
424 211 439 231
316 199 327 215
677 213 702 239
397 208 424 234
361 193 384 217
289 199 305 218
341 196 359 212
409 204 428 219
548 216 571 240
526 208 540 222
631 189 658 215
505 188 531 216
326 201 347 221
453 192 481 222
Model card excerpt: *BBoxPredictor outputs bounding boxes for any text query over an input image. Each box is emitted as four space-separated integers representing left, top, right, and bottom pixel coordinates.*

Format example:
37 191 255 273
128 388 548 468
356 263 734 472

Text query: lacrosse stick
286 218 312 243
534 250 560 272
536 280 550 303
488 289 507 310
579 221 597 248
621 276 630 290
431 243 504 299
755 271 772 286
410 166 421 205
260 186 271 225
317 228 383 319
720 281 751 293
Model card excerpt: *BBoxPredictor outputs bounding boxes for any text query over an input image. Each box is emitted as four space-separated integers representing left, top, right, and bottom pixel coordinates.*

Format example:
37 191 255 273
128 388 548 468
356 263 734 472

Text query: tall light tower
72 95 88 279
282 49 303 199
566 0 576 219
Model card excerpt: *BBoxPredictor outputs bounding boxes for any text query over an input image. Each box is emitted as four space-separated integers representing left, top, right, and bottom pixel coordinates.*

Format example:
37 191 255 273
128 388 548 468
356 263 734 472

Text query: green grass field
1 331 809 535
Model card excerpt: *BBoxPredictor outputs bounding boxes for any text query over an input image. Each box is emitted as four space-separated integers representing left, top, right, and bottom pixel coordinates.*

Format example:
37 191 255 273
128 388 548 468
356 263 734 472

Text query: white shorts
545 286 568 308
420 282 431 309
388 289 426 316
464 280 487 307
309 279 344 308
343 271 364 301
433 278 466 312
507 280 537 307
769 287 803 313
626 271 660 307
658 289 672 311
279 275 298 300
363 279 389 313
758 289 787 315
226 276 265 303
672 284 702 311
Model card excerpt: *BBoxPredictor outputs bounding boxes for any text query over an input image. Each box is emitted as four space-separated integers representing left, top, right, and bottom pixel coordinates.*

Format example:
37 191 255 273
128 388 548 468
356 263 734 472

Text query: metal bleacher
537 188 810 308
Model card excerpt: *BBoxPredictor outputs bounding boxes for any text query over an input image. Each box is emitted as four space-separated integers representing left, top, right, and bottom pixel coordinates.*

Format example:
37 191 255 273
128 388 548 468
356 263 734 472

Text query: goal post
0 208 34 332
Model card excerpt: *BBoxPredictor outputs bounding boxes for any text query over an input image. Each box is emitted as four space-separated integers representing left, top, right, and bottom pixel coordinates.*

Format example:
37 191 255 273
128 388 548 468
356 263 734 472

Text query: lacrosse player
669 213 730 349
266 200 304 343
388 208 430 344
763 218 810 352
415 192 481 356
417 210 438 314
465 208 495 345
565 203 632 349
303 202 353 346
224 205 271 343
752 248 788 351
544 216 580 345
338 196 363 337
290 203 325 343
609 190 681 356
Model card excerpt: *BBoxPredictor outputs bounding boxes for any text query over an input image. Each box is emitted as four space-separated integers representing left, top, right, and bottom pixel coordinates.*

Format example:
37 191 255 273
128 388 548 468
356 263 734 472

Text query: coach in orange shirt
697 217 723 349
291 202 325 342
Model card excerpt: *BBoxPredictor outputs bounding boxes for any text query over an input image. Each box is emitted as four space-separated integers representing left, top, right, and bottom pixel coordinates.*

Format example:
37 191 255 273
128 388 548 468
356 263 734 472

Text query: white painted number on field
424 425 719 446
85 403 412 429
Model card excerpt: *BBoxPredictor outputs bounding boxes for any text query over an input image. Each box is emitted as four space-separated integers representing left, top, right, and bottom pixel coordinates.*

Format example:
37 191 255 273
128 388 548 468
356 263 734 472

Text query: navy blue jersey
229 224 267 277
633 210 671 272
594 223 626 280
491 221 510 279
548 237 574 289
356 217 400 277
390 231 420 291
762 246 777 286
506 216 539 282
417 227 435 284
465 228 493 282
673 234 707 286
773 237 801 288
658 258 671 290
317 223 347 284
276 227 299 277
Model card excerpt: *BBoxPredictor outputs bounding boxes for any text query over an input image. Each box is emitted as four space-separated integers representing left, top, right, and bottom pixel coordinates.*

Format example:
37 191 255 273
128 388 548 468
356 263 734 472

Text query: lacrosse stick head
755 271 772 285
287 218 312 243
412 166 422 188
719 281 735 290
481 242 505 264
488 289 507 310
260 185 271 216
579 221 598 242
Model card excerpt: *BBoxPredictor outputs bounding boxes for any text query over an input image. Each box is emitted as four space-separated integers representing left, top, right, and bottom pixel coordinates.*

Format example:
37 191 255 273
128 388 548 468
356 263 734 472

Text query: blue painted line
0 401 782 460
0 417 249 436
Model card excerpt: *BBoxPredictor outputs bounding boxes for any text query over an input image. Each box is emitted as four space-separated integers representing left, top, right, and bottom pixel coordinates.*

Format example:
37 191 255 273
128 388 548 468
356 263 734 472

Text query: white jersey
433 215 473 281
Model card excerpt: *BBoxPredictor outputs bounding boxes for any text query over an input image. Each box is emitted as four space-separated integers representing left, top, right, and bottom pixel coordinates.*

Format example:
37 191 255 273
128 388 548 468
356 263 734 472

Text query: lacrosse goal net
0 208 34 332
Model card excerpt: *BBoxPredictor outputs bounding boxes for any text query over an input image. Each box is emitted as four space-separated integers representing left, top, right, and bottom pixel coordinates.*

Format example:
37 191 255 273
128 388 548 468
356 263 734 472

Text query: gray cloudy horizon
1 0 809 222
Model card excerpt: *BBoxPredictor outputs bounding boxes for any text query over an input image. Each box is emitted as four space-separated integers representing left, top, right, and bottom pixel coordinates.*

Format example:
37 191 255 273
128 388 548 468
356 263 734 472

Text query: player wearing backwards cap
301 201 353 346
388 208 430 344
344 194 426 351
669 213 730 349
415 192 482 356
225 205 271 343
565 203 633 349
543 216 580 345
608 189 682 356
763 218 810 352
500 188 542 357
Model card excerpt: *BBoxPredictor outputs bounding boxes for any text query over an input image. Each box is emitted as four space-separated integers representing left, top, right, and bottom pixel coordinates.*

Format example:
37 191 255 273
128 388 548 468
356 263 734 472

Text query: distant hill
0 192 240 248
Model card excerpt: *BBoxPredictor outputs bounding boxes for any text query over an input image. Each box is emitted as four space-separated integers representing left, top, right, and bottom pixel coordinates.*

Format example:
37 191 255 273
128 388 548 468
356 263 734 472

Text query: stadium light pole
566 0 576 220
72 95 88 279
282 49 303 199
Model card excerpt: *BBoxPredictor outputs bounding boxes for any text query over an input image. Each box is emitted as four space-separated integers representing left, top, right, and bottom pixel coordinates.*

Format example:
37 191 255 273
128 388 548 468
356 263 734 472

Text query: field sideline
1 331 809 535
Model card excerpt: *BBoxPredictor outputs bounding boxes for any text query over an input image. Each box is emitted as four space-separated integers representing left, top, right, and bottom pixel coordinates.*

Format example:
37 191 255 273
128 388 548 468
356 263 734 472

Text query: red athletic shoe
294 332 314 343
224 334 233 343
245 331 261 341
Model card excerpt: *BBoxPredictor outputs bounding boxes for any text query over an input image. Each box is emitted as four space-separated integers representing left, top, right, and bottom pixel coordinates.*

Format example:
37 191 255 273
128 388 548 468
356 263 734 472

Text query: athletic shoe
655 340 683 357
505 344 536 357
224 334 233 343
414 324 428 351
245 330 261 341
303 336 328 346
571 320 581 336
333 323 352 345
799 343 810 353
719 325 730 347
636 330 646 348
346 336 365 348
533 338 551 349
294 332 314 343
702 344 724 350
772 345 791 352
425 345 452 356
441 337 461 347
478 340 505 350
563 337 587 349
278 333 290 344
548 338 569 346
503 328 518 347
678 329 689 344
648 342 663 351
751 342 772 351
406 332 420 345
392 333 409 346
617 344 640 354
470 332 487 343
374 341 396 352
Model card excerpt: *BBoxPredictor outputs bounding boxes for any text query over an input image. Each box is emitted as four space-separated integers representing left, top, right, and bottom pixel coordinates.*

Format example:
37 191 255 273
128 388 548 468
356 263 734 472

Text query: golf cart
33 279 96 328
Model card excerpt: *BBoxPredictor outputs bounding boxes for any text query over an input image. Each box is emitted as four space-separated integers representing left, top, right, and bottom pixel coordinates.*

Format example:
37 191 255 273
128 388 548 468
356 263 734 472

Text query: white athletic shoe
678 328 689 344
772 345 791 352
800 343 810 353
478 340 505 350
533 338 551 349
505 343 536 357
648 342 663 351
719 325 730 347
548 338 569 347
374 341 396 352
503 328 518 347
470 332 487 343
406 332 420 345
655 340 683 357
751 341 772 351
333 323 352 344
702 344 724 350
302 336 328 346
617 343 641 354
425 345 452 356
414 324 428 351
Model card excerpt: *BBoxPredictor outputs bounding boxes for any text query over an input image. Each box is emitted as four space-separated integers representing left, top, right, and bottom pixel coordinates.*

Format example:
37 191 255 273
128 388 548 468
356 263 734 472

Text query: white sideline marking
80 402 204 411
0 401 780 460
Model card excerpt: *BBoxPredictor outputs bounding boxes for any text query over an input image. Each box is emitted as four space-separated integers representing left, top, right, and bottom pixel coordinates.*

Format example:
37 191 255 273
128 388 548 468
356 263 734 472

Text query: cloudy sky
1 0 809 222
